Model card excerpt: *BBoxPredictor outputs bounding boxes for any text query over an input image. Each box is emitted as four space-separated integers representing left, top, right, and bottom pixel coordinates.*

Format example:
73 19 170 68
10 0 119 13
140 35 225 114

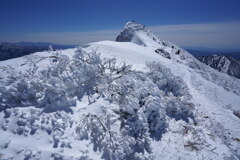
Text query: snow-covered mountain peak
124 20 146 30
116 21 205 69
116 21 161 47
116 21 175 49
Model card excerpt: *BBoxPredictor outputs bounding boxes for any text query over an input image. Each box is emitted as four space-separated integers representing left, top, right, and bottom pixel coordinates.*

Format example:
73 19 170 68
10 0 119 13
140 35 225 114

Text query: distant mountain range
184 48 240 79
13 42 76 48
184 47 240 60
1 41 239 62
198 55 240 79
0 42 76 61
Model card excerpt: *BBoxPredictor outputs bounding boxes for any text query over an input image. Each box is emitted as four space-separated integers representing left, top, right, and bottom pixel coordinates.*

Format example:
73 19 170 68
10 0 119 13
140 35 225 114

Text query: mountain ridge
198 55 240 79
0 42 76 61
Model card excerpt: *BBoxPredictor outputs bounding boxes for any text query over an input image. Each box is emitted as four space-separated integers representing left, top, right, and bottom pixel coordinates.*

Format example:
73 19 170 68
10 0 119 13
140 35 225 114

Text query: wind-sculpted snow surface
0 21 240 159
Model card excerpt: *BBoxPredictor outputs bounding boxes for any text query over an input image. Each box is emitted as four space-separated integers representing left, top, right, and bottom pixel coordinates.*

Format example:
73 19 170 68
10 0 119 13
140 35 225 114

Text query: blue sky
1 0 240 49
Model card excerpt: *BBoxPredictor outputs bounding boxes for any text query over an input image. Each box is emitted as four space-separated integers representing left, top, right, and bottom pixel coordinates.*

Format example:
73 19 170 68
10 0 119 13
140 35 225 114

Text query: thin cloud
149 21 240 49
1 21 240 49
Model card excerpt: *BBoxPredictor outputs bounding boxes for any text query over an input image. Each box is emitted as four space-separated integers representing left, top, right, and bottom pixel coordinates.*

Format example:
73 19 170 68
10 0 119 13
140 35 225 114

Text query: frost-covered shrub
76 114 120 160
70 48 104 97
146 61 189 97
122 115 151 152
0 71 41 108
165 97 194 122
0 48 109 112
146 61 194 123
141 96 166 140
76 113 154 160
100 70 168 157
75 68 168 159
0 47 196 159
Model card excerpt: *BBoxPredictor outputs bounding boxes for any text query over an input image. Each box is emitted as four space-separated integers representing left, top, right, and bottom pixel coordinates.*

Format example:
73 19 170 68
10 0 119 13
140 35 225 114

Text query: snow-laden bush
76 113 155 160
0 48 108 112
76 113 126 160
0 71 41 108
146 61 194 122
103 71 167 137
146 61 189 97
0 47 195 160
165 97 194 122
38 48 107 112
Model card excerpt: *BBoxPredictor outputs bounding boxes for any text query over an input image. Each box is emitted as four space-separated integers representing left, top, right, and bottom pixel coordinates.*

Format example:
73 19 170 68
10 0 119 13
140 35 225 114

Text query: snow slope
0 21 240 160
